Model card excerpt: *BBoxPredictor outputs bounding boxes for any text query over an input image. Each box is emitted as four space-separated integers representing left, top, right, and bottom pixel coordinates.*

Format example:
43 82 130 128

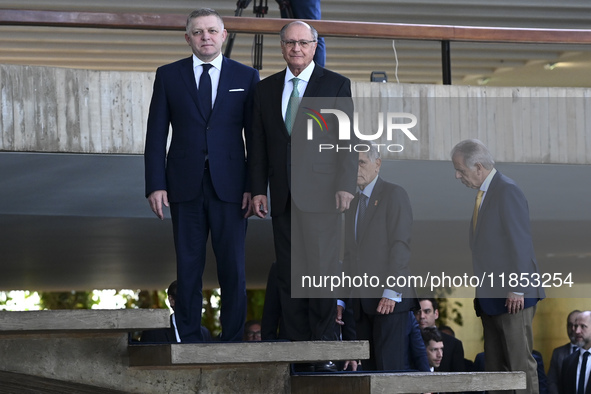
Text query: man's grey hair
450 139 495 170
365 144 381 163
186 8 224 34
280 21 318 42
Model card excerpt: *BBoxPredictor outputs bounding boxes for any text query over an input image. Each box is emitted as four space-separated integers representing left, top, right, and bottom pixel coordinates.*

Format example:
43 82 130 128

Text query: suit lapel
213 57 233 118
302 65 324 98
472 171 500 236
271 70 291 138
179 57 202 116
348 194 359 244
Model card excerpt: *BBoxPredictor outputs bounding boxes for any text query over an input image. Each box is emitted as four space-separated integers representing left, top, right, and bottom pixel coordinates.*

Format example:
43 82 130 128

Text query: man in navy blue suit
548 310 581 394
144 8 259 342
451 139 545 394
337 147 419 371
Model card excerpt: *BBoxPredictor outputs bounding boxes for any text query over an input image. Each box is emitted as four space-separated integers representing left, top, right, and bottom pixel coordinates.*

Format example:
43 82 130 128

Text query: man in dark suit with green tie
250 20 357 344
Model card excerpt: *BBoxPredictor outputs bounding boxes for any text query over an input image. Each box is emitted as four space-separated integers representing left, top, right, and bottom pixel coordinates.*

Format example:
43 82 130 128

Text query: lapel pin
374 200 378 206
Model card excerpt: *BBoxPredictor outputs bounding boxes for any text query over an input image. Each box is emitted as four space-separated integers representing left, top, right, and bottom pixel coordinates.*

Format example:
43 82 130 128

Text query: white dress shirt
281 61 315 120
477 167 497 208
171 313 181 343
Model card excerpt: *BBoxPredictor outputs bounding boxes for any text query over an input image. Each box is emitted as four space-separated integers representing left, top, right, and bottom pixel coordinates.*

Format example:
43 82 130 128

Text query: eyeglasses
245 330 261 339
281 40 317 49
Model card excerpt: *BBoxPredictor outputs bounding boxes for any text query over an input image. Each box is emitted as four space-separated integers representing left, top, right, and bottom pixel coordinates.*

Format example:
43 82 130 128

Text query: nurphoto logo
306 109 418 152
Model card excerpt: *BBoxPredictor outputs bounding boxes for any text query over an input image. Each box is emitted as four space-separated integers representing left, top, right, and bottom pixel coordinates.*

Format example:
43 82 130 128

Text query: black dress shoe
313 361 338 372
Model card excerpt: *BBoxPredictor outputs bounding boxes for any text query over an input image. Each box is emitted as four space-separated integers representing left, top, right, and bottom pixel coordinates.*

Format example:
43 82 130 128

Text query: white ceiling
1 0 591 86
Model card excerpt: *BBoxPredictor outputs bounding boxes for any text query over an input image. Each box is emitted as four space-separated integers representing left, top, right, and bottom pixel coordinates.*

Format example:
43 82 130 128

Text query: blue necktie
578 351 589 394
199 63 212 120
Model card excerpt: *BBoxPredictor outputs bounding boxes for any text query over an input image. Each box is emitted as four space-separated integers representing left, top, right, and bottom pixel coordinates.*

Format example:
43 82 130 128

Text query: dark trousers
355 306 408 371
170 168 247 342
271 199 339 341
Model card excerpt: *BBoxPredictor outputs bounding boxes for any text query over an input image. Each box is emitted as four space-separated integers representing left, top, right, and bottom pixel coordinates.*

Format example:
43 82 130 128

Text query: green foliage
197 289 266 338
434 287 464 327
0 292 12 308
135 290 168 309
2 287 265 340
246 289 266 321
38 291 97 310
201 289 221 338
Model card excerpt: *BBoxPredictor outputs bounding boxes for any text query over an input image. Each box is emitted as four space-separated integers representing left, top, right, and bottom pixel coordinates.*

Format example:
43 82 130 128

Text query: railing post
441 40 451 85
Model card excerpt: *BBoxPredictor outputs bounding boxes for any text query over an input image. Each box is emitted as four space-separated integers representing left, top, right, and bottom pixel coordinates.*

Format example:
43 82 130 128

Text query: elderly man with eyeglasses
249 20 357 361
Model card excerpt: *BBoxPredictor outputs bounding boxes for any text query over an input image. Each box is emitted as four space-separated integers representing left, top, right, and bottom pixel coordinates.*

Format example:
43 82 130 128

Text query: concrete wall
0 64 152 154
2 64 590 164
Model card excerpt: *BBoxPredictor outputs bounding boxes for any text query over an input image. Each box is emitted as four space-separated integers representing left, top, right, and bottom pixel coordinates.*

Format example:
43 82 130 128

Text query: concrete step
0 309 169 334
0 370 130 394
291 371 527 394
129 340 370 368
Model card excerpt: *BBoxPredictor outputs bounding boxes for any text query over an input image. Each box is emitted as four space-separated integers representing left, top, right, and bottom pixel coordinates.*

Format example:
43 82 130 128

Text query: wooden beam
2 9 591 44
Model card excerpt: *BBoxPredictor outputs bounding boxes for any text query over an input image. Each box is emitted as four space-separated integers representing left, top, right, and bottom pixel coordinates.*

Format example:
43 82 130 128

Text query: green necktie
285 77 300 135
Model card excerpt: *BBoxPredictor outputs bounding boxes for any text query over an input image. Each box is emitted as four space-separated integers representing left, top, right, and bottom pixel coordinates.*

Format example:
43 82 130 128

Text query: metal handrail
2 8 591 83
